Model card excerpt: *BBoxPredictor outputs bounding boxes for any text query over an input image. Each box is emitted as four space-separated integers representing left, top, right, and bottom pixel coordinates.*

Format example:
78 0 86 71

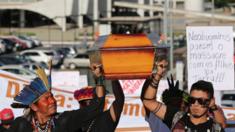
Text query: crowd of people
0 55 227 132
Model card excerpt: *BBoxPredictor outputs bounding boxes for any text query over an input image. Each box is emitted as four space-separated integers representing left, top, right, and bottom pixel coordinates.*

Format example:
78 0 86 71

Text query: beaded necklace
32 117 52 132
184 113 211 132
86 119 95 132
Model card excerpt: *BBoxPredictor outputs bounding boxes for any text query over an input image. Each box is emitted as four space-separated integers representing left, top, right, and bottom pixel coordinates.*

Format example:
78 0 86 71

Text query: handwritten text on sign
187 26 234 90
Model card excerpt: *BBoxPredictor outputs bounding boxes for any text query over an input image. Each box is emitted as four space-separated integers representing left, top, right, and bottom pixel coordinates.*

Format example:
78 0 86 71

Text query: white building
0 0 203 32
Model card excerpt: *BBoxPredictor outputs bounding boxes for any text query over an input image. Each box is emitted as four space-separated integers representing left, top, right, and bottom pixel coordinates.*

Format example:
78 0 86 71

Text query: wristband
151 73 161 82
150 81 159 89
95 76 105 86
153 103 162 114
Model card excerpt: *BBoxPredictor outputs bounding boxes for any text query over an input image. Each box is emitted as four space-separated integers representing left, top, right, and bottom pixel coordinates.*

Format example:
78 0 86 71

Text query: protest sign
187 26 234 90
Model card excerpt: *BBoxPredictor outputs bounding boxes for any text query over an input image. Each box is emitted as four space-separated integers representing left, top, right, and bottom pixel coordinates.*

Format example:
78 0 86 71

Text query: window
222 94 235 100
5 69 20 74
23 65 30 69
75 54 89 59
44 52 54 56
23 52 39 56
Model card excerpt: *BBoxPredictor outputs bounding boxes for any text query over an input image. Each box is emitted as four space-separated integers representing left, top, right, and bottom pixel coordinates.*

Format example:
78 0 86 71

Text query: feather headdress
12 61 52 108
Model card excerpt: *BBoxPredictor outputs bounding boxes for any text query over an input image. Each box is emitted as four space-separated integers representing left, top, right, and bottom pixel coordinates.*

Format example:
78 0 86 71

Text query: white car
21 49 62 66
0 65 37 80
29 36 42 46
62 54 90 69
22 63 50 75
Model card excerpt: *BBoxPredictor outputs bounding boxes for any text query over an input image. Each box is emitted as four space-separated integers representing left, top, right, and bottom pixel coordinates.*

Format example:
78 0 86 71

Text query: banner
119 79 145 97
106 96 150 130
0 70 30 116
52 71 88 92
119 79 173 97
0 70 82 116
187 26 234 90
1 70 234 131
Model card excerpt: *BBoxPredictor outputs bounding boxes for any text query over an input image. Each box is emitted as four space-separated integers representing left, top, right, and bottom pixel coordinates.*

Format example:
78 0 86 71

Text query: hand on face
209 97 215 108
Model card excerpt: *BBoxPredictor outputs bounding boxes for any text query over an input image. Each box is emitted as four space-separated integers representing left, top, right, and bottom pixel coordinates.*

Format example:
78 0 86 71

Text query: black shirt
163 106 224 132
77 110 118 132
0 125 8 132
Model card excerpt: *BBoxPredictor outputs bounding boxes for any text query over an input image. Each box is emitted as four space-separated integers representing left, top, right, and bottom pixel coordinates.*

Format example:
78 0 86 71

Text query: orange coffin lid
99 34 155 79
102 34 152 48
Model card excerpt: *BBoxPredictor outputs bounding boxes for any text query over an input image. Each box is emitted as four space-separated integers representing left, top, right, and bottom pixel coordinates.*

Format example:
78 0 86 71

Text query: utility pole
93 0 99 39
78 0 83 28
163 0 168 44
169 0 173 73
211 0 215 25
164 0 173 72
149 0 154 32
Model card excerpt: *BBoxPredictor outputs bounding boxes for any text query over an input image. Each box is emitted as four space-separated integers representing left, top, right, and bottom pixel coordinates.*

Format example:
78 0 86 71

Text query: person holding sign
8 64 106 132
141 55 225 132
73 69 124 132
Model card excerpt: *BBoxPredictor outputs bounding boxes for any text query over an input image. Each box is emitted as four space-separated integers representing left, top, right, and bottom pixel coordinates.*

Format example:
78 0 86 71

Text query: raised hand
167 74 179 91
152 59 168 81
90 64 103 78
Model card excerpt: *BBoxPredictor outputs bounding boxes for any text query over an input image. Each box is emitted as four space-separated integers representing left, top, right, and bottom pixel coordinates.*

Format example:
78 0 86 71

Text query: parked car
18 35 36 48
61 46 77 56
0 39 6 54
0 38 17 52
221 91 235 107
62 53 90 69
0 65 37 80
14 54 36 63
20 49 63 66
2 36 28 50
29 36 42 47
0 56 24 66
22 63 50 75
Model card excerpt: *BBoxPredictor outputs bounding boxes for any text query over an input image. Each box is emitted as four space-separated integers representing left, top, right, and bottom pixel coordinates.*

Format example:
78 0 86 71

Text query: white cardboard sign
187 26 234 90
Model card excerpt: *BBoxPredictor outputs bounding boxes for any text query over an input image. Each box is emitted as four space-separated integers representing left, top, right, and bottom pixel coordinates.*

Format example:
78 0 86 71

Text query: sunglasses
188 96 210 106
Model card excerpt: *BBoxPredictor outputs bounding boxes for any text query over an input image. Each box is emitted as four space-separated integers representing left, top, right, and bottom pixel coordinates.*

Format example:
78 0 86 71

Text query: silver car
0 65 37 80
62 54 90 69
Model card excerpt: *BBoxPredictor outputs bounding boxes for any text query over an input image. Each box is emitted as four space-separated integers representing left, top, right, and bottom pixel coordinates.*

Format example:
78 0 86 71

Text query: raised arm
141 59 168 120
92 64 105 99
109 80 125 122
140 78 152 117
64 64 106 131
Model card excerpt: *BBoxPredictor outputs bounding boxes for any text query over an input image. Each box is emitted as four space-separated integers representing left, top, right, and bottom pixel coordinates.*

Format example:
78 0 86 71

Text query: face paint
35 92 57 116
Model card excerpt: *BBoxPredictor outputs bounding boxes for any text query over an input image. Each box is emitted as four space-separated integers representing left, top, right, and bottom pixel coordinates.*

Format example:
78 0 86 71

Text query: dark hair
155 55 168 62
190 80 214 99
